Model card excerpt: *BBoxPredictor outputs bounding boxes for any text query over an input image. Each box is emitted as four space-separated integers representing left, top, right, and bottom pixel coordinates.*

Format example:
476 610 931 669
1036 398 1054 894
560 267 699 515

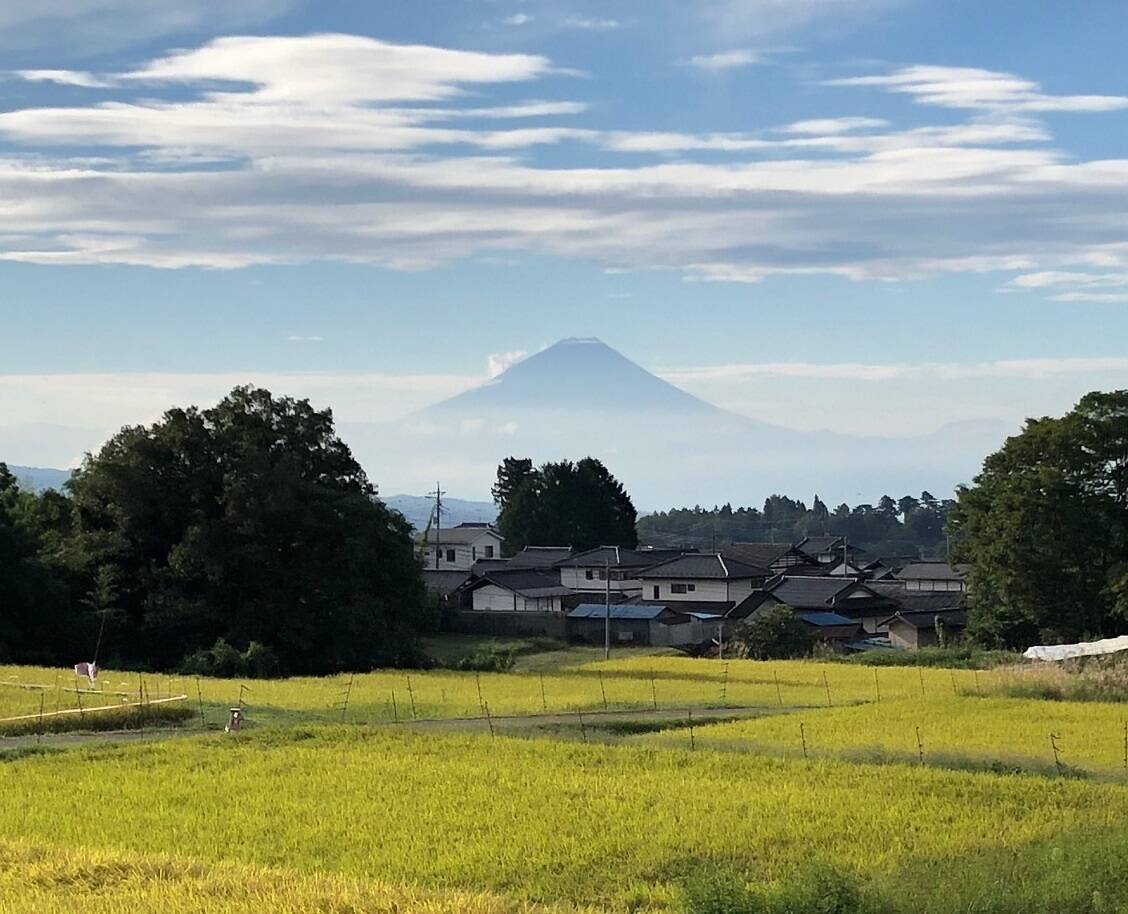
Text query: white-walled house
465 569 573 614
896 562 969 593
418 523 503 572
637 554 770 605
555 546 683 595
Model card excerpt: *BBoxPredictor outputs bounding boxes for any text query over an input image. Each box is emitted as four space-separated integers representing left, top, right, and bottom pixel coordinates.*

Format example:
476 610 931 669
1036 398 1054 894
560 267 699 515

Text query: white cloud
487 350 528 378
502 13 534 26
0 35 1126 293
685 49 762 71
660 357 1128 384
562 17 620 30
13 70 113 88
286 334 324 342
828 65 1128 113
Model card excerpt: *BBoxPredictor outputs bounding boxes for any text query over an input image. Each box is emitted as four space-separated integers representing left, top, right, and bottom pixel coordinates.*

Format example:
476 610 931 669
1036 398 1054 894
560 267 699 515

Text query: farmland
0 655 994 733
639 694 1128 777
3 650 1128 913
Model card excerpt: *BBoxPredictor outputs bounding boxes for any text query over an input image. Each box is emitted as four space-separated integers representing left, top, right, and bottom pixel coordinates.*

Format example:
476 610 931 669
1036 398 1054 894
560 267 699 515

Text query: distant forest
637 493 954 559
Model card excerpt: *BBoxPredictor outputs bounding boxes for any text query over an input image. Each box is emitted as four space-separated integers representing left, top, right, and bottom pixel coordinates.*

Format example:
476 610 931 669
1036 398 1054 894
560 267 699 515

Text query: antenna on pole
427 482 445 570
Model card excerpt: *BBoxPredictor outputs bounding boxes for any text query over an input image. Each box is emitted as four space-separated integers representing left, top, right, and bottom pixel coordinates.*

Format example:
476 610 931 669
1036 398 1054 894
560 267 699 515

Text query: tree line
636 492 954 558
0 388 428 675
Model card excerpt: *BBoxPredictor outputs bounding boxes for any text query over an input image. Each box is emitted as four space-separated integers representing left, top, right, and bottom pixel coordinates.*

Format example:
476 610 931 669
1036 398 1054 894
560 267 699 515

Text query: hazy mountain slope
343 338 1009 506
6 465 71 492
383 494 497 530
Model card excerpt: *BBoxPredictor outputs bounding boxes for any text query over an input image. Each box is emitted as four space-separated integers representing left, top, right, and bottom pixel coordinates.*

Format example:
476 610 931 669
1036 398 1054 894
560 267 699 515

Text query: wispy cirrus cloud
828 64 1128 113
684 49 763 71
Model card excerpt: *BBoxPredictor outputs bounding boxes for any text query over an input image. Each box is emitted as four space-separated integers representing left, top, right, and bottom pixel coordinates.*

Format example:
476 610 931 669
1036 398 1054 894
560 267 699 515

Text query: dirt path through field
0 704 785 751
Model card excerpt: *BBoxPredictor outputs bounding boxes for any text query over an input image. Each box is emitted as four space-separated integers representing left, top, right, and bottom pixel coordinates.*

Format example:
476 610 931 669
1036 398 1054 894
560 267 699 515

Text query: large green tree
67 387 427 673
0 466 84 664
496 457 638 554
949 390 1128 647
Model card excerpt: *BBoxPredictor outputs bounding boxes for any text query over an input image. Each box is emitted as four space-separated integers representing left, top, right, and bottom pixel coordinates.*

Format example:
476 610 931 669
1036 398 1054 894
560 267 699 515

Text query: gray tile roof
506 546 574 568
555 546 682 569
638 553 770 580
422 570 472 596
417 523 504 546
795 535 844 557
470 568 572 598
896 562 970 581
569 603 680 621
867 582 966 613
796 611 859 628
722 543 801 567
767 576 893 612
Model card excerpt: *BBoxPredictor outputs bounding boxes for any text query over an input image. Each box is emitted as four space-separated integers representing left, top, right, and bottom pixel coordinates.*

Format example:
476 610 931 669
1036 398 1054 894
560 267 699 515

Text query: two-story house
895 562 969 593
556 546 683 595
418 522 503 571
637 554 771 608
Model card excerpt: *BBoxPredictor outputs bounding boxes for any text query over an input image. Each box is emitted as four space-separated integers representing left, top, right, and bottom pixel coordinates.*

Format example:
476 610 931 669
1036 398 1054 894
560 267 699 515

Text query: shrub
732 606 813 660
180 639 280 679
683 869 761 914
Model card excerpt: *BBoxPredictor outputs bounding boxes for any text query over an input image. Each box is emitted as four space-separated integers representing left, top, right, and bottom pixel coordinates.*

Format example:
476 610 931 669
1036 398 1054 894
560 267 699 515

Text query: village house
881 609 968 650
764 575 898 634
566 603 717 648
417 522 504 571
637 553 770 607
556 546 683 595
895 562 969 592
722 542 816 574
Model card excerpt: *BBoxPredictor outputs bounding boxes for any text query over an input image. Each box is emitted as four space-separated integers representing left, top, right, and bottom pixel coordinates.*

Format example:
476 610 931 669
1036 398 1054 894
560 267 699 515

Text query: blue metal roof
796 610 856 627
568 603 673 620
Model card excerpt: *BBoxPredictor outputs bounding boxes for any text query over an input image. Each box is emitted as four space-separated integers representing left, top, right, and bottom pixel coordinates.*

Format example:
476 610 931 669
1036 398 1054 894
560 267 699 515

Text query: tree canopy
949 390 1128 647
636 492 953 557
731 605 812 660
4 387 428 674
495 457 638 554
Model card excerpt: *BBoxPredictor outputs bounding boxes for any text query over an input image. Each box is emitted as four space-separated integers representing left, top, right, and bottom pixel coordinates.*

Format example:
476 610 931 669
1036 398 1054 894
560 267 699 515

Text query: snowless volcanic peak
426 338 721 415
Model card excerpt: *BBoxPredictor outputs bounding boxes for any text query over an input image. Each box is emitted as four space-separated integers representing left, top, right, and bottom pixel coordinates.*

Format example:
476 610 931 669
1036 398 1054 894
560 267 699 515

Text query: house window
484 545 495 558
598 569 608 581
446 549 456 563
671 582 695 594
652 586 660 599
585 570 594 580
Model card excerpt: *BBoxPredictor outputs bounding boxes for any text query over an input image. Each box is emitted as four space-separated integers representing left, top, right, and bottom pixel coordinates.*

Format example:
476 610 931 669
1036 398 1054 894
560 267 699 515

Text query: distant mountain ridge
6 465 71 492
383 494 497 531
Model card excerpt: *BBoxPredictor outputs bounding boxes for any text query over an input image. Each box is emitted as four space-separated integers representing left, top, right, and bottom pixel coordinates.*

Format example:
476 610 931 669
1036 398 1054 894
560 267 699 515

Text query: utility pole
604 554 612 660
428 482 445 570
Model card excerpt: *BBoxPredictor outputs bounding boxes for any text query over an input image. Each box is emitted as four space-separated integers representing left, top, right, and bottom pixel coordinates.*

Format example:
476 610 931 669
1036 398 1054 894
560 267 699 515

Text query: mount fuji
341 338 1010 507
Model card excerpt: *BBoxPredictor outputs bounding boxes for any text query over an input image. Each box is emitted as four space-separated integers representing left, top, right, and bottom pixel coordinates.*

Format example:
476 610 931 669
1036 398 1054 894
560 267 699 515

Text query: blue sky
3 0 1128 484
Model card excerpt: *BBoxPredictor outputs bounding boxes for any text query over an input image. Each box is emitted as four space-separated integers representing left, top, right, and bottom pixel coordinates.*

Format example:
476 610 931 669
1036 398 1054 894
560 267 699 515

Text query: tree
0 465 83 664
496 457 637 554
67 387 427 673
731 605 812 660
949 390 1128 647
491 457 534 510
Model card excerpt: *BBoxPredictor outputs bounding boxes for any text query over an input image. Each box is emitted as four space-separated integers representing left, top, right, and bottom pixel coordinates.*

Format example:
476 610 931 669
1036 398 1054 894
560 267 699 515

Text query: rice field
0 655 995 733
638 694 1128 777
2 726 1128 912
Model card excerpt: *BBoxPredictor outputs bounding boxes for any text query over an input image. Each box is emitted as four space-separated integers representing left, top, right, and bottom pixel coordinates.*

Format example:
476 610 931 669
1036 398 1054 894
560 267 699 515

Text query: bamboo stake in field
598 671 608 711
919 667 926 698
649 669 658 710
406 676 417 720
391 690 399 723
196 677 205 729
577 710 587 742
539 673 547 712
37 693 44 744
1123 721 1127 771
475 671 484 717
822 671 832 707
950 670 958 695
915 726 924 765
721 663 729 705
774 672 783 707
873 669 881 704
799 722 808 760
688 708 695 752
484 701 495 738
